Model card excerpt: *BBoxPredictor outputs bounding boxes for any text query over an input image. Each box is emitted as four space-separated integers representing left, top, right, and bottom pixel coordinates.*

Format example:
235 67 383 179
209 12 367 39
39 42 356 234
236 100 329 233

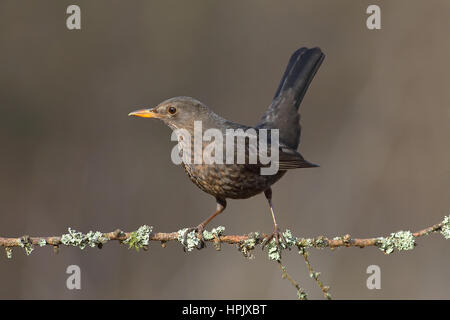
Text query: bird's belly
181 163 285 199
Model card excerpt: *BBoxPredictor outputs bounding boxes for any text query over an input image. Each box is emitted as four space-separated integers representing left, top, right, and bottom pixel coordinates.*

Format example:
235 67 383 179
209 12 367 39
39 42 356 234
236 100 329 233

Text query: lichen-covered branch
1 213 449 299
1 214 450 259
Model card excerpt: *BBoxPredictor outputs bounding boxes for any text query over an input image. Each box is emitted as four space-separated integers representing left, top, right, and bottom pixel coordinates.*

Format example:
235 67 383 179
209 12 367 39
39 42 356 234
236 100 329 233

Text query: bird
129 47 325 249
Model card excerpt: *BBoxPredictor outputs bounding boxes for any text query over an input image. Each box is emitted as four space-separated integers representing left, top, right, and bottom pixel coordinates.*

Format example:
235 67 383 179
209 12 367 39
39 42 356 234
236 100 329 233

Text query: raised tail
257 47 325 150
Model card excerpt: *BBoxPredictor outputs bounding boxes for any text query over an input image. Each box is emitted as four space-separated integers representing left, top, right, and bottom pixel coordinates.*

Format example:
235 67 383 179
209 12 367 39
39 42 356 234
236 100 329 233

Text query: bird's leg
183 198 227 250
262 188 286 251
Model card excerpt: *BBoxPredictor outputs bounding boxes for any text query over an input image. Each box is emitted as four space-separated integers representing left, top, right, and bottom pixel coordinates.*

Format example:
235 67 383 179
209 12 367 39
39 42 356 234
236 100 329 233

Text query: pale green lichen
440 215 450 239
265 230 299 261
312 236 329 248
282 229 297 248
18 237 34 255
61 227 109 250
202 226 225 241
239 232 261 259
297 238 313 249
267 240 281 261
5 247 12 259
202 226 226 250
177 228 200 252
379 230 415 254
38 239 47 247
296 237 315 256
297 289 308 300
123 225 152 251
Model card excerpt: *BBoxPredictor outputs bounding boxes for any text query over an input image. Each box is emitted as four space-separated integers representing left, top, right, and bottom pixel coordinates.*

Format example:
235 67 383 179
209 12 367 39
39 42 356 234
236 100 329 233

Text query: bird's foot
182 224 206 251
262 226 286 252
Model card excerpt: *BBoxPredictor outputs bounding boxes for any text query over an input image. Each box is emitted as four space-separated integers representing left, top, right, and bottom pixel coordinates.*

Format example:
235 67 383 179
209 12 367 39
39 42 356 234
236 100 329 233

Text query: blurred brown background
0 0 449 299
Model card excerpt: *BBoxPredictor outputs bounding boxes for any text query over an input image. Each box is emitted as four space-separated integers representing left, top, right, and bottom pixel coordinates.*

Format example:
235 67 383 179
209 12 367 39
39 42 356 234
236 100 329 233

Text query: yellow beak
128 108 161 118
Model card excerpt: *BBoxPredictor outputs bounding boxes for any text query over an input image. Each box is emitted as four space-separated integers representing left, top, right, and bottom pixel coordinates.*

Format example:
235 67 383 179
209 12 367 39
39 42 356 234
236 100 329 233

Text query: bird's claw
182 224 206 251
262 227 286 252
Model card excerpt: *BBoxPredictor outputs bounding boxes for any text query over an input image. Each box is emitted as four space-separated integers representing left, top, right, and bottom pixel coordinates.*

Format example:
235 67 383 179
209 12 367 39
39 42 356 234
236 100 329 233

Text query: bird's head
129 96 213 131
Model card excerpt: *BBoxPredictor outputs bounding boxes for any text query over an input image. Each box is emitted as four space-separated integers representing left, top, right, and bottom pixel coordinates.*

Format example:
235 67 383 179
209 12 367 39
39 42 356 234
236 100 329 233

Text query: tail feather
272 48 308 101
257 47 325 150
274 47 324 110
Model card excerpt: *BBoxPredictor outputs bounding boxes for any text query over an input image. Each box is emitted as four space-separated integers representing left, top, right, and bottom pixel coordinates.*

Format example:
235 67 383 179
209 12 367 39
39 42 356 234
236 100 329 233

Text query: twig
278 261 308 300
1 214 448 251
299 248 331 299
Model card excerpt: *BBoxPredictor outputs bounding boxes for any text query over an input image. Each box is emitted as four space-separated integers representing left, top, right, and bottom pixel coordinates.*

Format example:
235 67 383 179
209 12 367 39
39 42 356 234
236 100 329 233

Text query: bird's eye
168 107 177 115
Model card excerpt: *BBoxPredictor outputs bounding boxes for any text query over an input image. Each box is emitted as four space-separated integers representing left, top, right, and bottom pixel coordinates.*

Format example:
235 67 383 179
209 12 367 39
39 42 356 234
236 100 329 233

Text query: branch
1 214 449 299
1 215 449 257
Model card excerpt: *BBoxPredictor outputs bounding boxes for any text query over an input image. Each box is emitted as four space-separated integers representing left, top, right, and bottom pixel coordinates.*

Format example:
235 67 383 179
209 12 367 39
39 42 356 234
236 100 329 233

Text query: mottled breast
181 162 285 199
173 126 285 199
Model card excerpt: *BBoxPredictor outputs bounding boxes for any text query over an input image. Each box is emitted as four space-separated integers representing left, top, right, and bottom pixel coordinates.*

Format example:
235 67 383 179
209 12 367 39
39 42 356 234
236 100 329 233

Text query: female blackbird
129 47 325 248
